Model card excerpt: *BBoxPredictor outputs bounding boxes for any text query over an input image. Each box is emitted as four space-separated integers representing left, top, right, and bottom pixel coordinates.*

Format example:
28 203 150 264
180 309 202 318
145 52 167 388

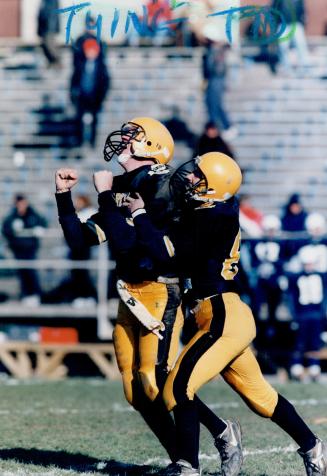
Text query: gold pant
113 281 183 406
163 292 278 417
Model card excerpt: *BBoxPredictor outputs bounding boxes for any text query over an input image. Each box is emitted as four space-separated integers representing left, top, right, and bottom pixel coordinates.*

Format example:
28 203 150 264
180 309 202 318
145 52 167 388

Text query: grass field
0 378 325 475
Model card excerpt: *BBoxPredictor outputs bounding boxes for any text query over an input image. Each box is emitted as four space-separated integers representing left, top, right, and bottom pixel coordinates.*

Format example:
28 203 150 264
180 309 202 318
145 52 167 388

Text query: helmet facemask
170 158 209 207
103 122 146 162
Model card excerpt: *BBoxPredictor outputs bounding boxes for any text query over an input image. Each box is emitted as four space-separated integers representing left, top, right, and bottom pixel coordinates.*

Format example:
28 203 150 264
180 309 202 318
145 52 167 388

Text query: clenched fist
93 170 113 193
55 168 78 193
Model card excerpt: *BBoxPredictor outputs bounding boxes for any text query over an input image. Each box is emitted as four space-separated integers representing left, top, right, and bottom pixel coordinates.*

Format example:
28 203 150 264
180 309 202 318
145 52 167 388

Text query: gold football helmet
171 152 242 205
104 117 174 165
194 152 242 201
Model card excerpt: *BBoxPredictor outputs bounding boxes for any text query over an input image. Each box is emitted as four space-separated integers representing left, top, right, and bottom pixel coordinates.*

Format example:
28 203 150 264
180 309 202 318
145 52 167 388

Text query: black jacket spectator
281 193 308 261
37 0 60 37
37 0 60 66
71 58 110 112
70 38 110 147
2 203 47 256
2 196 47 300
162 107 195 148
195 122 235 158
281 193 307 232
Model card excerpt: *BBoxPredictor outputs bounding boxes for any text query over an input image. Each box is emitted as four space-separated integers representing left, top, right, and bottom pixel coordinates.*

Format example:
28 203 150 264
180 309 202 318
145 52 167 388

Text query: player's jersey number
221 229 241 280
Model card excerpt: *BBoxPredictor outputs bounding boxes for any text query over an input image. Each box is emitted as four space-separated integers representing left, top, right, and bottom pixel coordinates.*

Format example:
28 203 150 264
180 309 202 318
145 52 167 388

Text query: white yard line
144 444 298 465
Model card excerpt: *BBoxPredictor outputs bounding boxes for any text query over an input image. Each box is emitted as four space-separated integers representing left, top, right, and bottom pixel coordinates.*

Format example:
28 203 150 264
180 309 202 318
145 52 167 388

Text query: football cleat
298 439 327 476
159 459 201 475
214 420 243 476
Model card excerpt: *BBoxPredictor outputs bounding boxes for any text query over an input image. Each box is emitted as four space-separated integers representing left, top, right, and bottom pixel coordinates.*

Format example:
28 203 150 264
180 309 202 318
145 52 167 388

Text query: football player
161 152 327 476
56 117 182 461
55 118 239 467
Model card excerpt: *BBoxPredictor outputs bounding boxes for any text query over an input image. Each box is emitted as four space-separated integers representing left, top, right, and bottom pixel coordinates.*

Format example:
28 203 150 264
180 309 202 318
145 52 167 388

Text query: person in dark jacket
281 193 308 262
281 193 307 233
162 107 195 149
2 195 47 304
37 0 60 67
70 38 110 148
202 30 237 141
194 121 235 158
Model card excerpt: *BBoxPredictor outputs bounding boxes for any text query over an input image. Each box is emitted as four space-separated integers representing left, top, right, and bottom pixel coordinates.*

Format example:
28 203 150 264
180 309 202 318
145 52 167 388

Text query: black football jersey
175 197 241 299
56 164 177 283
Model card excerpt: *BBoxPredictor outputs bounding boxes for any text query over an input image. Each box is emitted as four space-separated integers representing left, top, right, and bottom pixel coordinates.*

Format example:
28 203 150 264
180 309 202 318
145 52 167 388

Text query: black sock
194 395 227 437
173 400 200 469
133 387 177 462
271 394 317 452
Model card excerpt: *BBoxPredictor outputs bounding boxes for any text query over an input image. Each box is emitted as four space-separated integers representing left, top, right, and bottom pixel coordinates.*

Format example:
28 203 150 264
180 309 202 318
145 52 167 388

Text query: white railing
0 239 115 340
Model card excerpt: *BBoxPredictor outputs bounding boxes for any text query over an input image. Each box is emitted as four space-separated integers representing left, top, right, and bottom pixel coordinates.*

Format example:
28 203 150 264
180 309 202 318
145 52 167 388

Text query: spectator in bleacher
284 246 326 382
73 16 106 67
281 193 307 232
70 38 110 148
272 0 309 73
305 212 327 247
194 121 236 158
202 27 238 141
2 195 47 306
162 106 195 149
37 0 61 68
292 213 327 274
281 193 308 260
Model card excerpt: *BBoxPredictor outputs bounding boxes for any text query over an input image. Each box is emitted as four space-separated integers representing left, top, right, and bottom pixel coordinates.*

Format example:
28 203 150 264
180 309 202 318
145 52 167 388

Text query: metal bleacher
0 41 326 304
0 42 327 222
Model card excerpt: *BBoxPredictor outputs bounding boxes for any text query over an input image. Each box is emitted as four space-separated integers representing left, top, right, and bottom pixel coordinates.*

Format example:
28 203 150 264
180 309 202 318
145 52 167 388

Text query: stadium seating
1 41 327 224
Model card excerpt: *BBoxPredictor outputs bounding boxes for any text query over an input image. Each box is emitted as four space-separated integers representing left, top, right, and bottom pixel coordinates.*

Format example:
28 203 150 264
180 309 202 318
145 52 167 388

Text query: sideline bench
0 342 119 380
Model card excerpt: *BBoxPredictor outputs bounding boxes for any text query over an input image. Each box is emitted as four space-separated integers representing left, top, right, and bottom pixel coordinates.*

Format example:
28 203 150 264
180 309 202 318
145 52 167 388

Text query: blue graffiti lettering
56 2 294 46
55 2 91 44
208 5 290 45
110 8 120 39
85 9 102 43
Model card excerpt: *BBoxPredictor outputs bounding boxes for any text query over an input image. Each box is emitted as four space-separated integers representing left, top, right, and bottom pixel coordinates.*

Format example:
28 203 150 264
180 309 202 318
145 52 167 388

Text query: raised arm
55 168 103 250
